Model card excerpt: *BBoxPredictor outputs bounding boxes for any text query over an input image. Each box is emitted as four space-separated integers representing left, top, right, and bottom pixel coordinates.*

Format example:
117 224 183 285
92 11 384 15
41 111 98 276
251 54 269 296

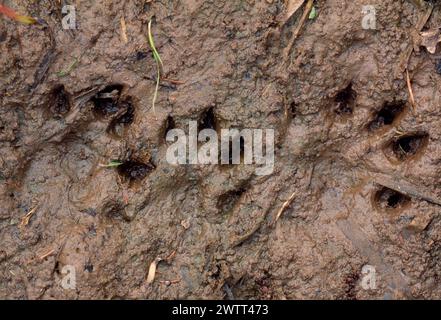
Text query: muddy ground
1 0 441 299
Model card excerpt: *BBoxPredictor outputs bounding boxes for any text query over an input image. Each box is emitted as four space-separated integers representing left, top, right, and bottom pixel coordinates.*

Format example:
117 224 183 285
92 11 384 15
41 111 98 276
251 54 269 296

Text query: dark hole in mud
108 99 135 135
374 187 410 212
84 263 93 272
92 84 124 117
50 85 71 115
117 160 155 181
217 187 246 214
54 261 60 275
334 83 356 115
115 100 135 125
136 51 149 60
163 115 176 141
290 101 297 118
210 264 222 279
199 107 217 131
391 133 429 160
368 101 406 131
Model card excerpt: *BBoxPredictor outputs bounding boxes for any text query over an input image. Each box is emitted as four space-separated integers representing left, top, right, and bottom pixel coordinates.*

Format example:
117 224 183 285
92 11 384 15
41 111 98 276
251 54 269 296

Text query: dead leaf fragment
420 29 441 54
283 0 314 61
20 206 38 227
146 257 162 284
283 0 305 24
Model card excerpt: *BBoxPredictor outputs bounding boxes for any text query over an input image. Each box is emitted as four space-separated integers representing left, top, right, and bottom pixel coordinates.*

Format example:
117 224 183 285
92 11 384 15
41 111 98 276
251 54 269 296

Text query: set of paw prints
333 83 429 213
49 84 155 182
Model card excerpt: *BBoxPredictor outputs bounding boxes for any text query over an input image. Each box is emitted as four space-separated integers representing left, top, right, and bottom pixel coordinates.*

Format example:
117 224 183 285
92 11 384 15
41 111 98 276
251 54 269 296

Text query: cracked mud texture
1 0 441 299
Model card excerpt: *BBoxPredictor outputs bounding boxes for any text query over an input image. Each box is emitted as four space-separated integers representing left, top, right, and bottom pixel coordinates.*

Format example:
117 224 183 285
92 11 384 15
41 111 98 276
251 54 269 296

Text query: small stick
161 77 185 85
120 17 128 43
273 166 313 225
406 69 416 112
283 0 314 62
273 190 297 225
57 57 79 77
231 213 266 247
165 250 176 262
39 249 55 260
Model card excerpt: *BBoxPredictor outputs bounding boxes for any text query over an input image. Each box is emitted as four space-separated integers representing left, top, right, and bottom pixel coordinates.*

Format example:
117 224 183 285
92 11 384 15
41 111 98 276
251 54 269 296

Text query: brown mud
1 0 441 299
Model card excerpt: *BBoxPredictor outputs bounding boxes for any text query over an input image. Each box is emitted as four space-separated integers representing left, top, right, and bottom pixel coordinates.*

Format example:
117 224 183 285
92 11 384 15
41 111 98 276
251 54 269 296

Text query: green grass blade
147 19 163 114
101 160 123 168
57 58 78 77
148 20 163 67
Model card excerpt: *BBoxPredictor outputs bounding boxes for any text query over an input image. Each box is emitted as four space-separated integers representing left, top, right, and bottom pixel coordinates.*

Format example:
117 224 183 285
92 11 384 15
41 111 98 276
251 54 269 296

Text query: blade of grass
0 4 37 25
99 160 123 168
57 57 79 77
148 20 163 67
148 20 163 114
308 6 317 19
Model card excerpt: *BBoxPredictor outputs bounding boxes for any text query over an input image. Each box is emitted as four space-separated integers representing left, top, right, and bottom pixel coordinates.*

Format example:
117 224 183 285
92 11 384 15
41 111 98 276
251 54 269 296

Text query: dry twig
283 0 314 61
273 190 297 225
39 249 55 260
406 69 416 112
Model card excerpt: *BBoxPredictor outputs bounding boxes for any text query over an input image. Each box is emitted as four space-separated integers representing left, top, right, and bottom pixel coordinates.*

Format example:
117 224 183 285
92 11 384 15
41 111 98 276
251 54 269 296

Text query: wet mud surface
2 0 441 299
